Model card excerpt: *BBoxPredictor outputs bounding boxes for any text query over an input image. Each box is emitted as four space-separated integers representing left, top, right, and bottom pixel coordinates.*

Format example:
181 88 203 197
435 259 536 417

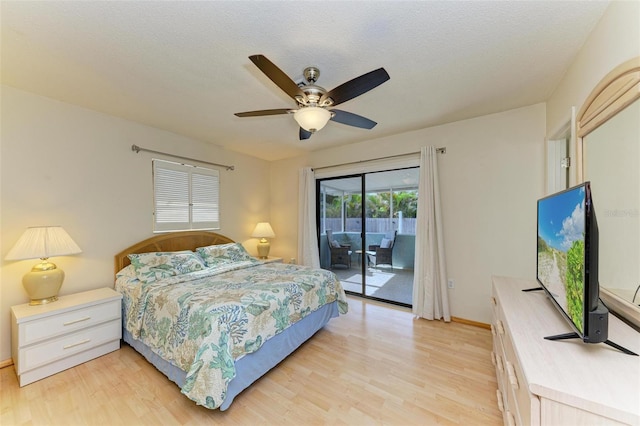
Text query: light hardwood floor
1 297 502 425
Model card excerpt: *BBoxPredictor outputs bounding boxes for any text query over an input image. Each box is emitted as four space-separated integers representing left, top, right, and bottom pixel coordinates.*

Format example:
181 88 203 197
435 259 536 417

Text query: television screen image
537 183 588 334
534 183 636 355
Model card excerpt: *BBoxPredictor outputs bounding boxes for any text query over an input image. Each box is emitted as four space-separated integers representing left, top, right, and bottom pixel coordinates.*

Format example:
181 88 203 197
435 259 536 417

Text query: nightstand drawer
19 299 120 346
18 319 121 373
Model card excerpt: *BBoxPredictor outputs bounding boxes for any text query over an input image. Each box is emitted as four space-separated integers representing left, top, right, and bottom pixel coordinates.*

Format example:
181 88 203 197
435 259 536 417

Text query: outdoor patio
330 266 414 306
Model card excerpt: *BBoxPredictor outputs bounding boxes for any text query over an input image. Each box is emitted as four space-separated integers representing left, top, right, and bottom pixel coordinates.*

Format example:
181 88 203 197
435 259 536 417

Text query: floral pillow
116 264 138 280
196 242 256 268
128 251 206 283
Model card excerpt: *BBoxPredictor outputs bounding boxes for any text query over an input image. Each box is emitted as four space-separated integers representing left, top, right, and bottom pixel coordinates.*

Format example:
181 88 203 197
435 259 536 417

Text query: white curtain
297 167 320 268
412 146 451 321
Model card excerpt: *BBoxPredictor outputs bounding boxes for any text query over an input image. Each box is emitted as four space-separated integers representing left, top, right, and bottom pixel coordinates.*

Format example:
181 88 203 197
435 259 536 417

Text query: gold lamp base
257 238 270 259
23 261 65 305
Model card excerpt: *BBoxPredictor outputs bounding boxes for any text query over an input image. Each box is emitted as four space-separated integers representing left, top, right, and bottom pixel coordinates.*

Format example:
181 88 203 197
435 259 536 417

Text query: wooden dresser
491 276 640 425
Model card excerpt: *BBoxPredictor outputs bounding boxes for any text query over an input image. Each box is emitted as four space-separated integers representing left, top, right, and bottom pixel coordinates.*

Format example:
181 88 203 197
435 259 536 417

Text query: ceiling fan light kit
293 107 332 133
235 55 389 140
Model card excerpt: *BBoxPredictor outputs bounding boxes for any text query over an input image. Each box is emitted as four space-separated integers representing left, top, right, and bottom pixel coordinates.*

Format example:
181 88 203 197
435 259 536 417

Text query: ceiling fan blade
330 109 377 129
234 108 292 117
321 68 390 107
299 127 312 140
249 54 306 102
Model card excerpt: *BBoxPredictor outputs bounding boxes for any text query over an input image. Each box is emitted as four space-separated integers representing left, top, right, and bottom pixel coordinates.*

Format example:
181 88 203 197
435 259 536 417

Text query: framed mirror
576 56 640 330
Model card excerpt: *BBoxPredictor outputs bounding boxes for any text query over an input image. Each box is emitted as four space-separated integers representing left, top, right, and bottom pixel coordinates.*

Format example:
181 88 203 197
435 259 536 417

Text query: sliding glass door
318 175 364 294
317 167 419 307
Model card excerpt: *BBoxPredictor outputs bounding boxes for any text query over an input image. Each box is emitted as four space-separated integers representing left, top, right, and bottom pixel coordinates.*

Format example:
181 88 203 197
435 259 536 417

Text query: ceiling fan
234 55 390 140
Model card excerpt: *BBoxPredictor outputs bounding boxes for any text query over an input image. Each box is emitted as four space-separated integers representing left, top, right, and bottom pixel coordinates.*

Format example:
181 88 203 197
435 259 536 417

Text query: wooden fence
322 218 416 234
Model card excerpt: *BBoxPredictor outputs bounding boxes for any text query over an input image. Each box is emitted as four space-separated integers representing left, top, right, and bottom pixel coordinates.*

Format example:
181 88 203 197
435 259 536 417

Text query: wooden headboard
114 231 235 276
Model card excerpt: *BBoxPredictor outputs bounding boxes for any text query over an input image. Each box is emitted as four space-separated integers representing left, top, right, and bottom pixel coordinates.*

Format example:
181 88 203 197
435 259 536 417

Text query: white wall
271 104 546 324
0 86 272 361
546 0 640 185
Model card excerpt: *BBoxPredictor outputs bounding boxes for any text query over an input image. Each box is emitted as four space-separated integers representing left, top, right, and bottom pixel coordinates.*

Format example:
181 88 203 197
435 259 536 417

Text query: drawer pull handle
506 361 519 389
63 316 91 326
496 320 505 335
63 339 91 349
496 389 504 412
490 296 497 306
496 354 504 373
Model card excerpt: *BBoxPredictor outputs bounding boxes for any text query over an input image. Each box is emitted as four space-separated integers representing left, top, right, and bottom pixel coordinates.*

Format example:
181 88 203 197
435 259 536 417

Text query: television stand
544 332 638 356
521 287 638 355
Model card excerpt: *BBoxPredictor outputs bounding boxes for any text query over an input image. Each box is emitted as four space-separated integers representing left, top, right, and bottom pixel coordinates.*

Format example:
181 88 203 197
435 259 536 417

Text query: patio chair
366 230 397 268
327 230 352 269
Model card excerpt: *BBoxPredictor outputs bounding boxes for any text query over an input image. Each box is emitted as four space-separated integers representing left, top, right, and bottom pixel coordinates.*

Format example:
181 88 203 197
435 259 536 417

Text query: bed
114 231 348 411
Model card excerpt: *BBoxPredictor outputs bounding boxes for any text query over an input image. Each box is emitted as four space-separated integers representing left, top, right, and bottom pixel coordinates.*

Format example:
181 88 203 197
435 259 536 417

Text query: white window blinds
153 159 220 232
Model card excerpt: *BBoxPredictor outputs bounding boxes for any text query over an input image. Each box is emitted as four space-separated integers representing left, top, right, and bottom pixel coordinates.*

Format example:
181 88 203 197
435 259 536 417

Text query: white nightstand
11 287 122 387
260 256 283 264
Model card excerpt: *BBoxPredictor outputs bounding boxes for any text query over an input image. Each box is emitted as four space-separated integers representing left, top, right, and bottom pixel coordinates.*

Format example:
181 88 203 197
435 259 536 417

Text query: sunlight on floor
330 267 413 305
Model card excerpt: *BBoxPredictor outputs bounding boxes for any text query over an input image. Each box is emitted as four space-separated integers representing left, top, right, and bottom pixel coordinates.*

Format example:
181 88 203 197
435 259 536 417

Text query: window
153 159 220 232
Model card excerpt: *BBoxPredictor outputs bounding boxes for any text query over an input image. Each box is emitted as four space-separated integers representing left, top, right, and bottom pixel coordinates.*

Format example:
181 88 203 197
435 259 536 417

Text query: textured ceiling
1 1 609 161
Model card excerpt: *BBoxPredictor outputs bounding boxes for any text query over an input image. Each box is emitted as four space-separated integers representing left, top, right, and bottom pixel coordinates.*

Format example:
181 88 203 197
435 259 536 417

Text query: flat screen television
534 182 636 355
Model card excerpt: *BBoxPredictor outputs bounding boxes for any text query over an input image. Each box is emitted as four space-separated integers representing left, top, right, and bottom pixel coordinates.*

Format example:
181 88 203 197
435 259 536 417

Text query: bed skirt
122 300 340 410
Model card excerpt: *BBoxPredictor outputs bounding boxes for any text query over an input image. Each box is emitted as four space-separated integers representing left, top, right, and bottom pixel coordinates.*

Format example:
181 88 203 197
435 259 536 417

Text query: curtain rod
131 144 235 171
312 147 445 172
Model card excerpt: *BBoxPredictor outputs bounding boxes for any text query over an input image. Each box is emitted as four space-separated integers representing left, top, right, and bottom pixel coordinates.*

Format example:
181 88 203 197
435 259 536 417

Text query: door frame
316 168 418 307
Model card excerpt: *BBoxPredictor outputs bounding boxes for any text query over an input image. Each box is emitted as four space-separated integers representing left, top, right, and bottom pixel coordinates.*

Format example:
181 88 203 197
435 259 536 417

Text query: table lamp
5 226 82 305
251 222 275 259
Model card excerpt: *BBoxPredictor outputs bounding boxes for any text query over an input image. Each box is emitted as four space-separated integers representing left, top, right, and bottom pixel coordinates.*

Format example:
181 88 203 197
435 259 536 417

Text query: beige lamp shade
5 226 82 305
251 222 275 259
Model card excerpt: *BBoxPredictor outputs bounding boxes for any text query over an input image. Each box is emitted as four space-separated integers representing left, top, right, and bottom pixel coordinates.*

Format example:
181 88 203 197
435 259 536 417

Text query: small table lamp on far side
5 226 82 305
251 222 275 259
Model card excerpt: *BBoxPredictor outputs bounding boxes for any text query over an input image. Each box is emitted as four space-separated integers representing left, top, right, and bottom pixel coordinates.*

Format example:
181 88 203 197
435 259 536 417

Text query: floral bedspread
116 261 348 409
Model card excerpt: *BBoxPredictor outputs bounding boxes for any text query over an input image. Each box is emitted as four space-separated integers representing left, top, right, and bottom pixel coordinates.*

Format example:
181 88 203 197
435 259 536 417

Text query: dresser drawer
18 319 121 374
501 327 540 425
18 299 120 346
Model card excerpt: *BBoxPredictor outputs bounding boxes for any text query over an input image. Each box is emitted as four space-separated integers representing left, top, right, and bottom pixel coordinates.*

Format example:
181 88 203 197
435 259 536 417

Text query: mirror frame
576 56 640 330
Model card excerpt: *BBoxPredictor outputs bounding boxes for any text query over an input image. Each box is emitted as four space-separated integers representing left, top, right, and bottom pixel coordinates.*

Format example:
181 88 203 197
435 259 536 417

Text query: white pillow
380 238 393 249
331 240 342 248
